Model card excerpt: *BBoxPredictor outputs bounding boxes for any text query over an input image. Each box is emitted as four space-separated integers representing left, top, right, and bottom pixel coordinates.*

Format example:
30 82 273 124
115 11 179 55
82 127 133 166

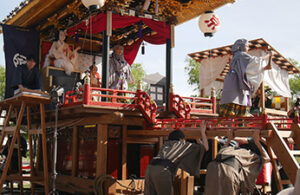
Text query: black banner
3 24 39 98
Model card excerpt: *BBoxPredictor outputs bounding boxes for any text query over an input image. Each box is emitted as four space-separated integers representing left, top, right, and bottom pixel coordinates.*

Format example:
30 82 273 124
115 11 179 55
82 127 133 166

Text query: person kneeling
144 122 209 195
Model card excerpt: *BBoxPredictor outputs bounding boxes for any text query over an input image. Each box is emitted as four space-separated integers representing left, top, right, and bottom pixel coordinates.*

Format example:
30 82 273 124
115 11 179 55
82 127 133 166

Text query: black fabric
2 24 40 98
11 64 42 90
215 154 242 171
149 158 176 174
239 138 265 156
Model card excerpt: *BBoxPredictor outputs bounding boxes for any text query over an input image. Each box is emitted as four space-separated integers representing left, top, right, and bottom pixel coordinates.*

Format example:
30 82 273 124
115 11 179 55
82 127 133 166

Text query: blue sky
1 0 300 96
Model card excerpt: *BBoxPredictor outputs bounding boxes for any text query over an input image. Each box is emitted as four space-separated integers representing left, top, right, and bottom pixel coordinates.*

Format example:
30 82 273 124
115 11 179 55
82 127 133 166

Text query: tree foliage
0 66 5 100
184 57 201 94
128 63 146 91
289 58 300 96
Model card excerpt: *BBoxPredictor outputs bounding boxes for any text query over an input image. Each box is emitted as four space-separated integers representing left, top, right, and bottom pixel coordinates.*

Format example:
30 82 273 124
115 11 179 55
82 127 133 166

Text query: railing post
83 73 91 105
168 83 174 111
262 108 268 129
211 87 216 114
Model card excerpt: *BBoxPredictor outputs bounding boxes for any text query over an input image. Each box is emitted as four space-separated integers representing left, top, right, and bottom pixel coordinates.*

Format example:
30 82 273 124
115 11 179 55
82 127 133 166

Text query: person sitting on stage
144 122 209 195
205 131 269 195
44 30 80 75
219 39 273 117
109 45 135 90
90 65 101 88
11 54 43 93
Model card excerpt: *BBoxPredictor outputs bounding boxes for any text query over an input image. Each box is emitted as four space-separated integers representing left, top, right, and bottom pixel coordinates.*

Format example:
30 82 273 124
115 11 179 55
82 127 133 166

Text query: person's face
92 66 98 73
59 31 66 41
115 47 123 56
27 59 36 70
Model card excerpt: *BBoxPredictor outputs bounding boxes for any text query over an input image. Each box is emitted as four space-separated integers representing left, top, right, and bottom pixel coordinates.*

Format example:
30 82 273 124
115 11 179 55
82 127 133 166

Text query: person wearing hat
144 122 209 195
219 39 273 117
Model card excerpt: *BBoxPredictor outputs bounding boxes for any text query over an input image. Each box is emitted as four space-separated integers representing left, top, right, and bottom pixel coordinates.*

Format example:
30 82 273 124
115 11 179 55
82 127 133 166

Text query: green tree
128 63 146 91
288 58 300 96
0 66 5 100
184 57 201 95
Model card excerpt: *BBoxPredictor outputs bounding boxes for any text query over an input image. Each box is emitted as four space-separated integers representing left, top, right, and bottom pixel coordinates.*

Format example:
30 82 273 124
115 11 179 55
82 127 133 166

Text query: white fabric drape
199 55 230 92
198 49 291 97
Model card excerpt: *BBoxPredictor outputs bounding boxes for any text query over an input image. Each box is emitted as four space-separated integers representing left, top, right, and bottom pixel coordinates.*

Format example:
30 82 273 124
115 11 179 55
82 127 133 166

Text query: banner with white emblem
2 24 39 98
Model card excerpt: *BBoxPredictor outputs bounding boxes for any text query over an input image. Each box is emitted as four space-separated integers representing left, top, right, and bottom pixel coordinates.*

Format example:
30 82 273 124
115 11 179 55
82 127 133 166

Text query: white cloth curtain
247 50 291 97
198 49 291 97
199 55 230 91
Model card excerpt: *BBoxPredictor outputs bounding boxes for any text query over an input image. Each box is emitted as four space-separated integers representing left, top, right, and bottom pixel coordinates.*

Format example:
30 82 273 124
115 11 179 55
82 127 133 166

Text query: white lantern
198 11 220 37
81 0 106 10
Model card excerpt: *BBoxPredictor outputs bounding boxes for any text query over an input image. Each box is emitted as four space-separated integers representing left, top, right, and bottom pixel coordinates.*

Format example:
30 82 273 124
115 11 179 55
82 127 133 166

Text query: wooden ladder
266 122 300 191
0 94 50 194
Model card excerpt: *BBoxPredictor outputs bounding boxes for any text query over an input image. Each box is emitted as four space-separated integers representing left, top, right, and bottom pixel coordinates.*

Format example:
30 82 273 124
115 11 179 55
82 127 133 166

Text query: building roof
188 38 300 75
0 0 234 54
144 72 166 85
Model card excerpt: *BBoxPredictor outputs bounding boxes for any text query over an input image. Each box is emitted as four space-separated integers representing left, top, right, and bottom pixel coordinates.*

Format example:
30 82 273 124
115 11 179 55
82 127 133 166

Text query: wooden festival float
0 0 299 194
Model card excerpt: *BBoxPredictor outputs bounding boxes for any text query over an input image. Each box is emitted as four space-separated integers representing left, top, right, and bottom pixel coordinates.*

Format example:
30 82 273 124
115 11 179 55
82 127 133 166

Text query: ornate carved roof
189 38 300 75
1 0 234 54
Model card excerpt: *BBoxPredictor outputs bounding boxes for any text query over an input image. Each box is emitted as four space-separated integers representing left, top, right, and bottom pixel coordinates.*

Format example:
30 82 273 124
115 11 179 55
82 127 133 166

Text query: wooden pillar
40 103 49 195
260 82 265 112
166 39 172 111
72 126 79 177
200 89 204 97
285 97 289 112
102 30 110 89
122 125 127 180
27 106 35 195
96 124 108 176
212 138 218 160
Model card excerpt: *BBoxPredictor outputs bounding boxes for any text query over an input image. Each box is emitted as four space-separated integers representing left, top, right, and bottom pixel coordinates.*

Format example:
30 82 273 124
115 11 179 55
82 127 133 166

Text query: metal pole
166 38 172 111
51 104 58 194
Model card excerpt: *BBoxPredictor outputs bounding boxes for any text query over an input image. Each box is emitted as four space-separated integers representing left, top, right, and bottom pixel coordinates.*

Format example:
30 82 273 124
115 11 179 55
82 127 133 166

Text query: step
28 129 42 135
3 126 16 133
278 130 293 138
290 150 300 156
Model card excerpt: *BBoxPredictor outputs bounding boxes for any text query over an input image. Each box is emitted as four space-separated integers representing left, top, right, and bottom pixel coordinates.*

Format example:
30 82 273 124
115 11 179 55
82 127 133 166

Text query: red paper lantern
198 11 220 37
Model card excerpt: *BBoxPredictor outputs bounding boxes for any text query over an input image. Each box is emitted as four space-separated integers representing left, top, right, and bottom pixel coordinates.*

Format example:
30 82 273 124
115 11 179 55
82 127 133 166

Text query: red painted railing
181 96 216 114
64 84 157 124
135 89 157 123
169 93 191 119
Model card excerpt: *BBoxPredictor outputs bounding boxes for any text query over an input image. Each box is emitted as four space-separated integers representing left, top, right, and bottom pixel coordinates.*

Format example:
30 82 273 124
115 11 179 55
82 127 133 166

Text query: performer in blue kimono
109 45 135 90
219 39 272 117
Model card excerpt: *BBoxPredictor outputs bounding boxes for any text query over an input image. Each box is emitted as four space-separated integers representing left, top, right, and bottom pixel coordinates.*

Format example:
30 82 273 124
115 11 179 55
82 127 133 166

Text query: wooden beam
122 125 127 180
127 129 272 139
72 126 79 177
40 103 49 195
96 124 108 176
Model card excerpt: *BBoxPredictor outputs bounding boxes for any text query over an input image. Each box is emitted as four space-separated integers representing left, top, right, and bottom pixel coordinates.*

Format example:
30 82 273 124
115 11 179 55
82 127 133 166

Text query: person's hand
75 46 81 51
200 121 206 135
268 51 273 57
253 130 261 143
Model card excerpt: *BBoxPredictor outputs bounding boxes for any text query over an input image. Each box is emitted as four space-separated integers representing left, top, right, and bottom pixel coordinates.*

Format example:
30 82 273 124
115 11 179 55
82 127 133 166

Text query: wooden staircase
0 92 51 194
266 123 300 191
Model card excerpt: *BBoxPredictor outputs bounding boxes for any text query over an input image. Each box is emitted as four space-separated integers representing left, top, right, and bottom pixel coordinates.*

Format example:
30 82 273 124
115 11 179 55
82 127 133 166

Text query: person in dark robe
205 131 270 195
109 45 135 90
144 122 209 195
11 54 43 92
219 39 272 117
